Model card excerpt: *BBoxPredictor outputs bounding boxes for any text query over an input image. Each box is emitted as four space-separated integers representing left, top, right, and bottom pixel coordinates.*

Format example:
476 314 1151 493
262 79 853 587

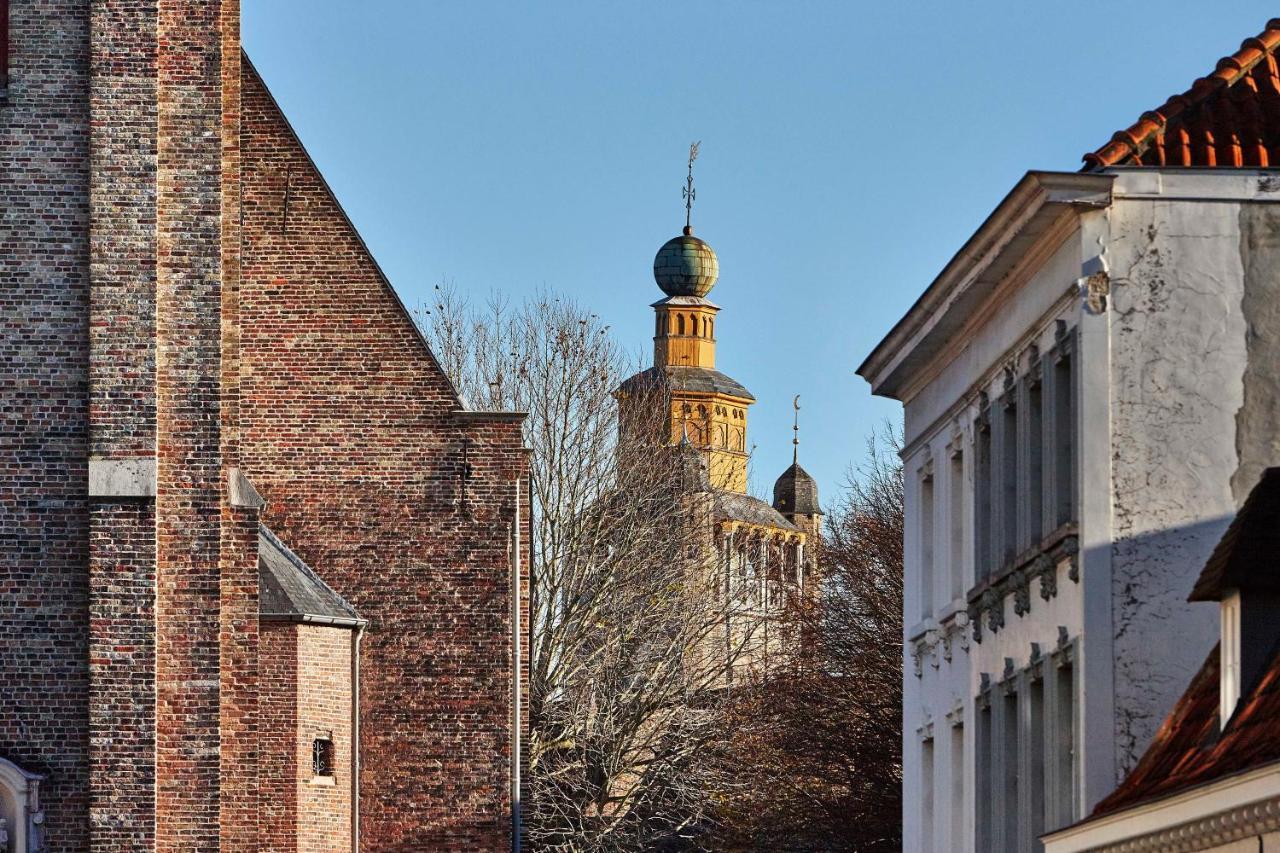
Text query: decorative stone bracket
968 534 1079 643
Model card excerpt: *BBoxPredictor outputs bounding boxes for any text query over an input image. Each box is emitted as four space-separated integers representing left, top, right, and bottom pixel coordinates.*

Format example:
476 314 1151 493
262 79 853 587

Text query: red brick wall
86 0 159 846
88 503 156 848
259 623 357 852
0 1 92 848
154 1 258 849
296 625 354 852
240 61 529 851
259 622 300 852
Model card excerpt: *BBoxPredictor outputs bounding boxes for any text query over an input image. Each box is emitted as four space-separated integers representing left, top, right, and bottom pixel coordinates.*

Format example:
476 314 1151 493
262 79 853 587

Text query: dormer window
1220 589 1241 724
1188 467 1280 731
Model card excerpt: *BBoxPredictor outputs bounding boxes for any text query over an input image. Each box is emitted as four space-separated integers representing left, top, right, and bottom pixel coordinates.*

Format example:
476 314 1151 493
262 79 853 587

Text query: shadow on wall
1096 511 1230 780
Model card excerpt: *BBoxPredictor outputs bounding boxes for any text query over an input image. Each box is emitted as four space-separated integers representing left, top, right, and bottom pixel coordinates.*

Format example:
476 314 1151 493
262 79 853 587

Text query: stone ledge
88 457 156 498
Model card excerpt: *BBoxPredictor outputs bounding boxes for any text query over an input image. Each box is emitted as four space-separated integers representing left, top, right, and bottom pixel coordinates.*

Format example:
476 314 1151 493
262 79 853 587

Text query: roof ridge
1083 19 1280 168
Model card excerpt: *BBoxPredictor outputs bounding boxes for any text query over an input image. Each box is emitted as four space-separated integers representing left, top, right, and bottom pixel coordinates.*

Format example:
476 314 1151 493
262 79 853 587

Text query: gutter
512 475 525 852
259 613 365 629
352 620 366 853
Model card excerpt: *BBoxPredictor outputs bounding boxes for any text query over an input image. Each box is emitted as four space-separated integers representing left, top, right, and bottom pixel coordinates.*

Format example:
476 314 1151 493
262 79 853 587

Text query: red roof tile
1091 640 1280 817
1084 20 1280 169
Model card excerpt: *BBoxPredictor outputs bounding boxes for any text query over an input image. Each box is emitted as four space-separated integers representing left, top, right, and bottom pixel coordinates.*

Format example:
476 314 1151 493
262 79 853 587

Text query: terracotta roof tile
1084 20 1280 168
1091 639 1280 816
1090 468 1280 818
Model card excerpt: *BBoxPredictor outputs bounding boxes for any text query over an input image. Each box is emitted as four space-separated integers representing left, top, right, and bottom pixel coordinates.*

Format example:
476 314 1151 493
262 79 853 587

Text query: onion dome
773 462 820 516
653 226 719 298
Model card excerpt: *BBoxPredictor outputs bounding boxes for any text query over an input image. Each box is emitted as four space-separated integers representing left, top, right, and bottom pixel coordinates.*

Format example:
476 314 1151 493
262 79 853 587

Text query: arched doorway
0 758 43 852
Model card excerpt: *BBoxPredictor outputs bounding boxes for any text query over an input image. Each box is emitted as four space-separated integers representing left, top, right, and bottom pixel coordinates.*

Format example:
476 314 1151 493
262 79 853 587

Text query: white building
858 20 1280 852
1045 468 1280 853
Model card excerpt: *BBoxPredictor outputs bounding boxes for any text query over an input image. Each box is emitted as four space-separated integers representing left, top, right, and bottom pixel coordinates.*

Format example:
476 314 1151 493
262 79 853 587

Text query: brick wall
0 1 92 848
86 0 158 846
296 625 354 853
154 0 258 848
240 60 529 851
88 503 156 848
259 622 299 852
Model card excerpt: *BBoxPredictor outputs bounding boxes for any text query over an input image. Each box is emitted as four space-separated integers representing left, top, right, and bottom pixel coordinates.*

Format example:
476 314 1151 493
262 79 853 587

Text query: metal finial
792 395 801 464
683 141 700 233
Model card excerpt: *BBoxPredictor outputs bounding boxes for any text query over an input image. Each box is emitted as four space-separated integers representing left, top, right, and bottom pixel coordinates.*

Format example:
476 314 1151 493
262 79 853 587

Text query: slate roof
773 462 821 516
259 525 362 625
715 490 799 532
618 365 754 402
1084 19 1280 168
1189 466 1280 602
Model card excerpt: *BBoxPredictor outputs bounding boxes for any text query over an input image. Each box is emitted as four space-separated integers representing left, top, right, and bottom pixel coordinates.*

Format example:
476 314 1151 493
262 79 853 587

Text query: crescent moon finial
791 396 801 464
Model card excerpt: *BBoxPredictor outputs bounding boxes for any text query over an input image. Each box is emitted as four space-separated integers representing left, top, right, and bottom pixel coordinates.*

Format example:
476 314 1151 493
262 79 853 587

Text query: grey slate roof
714 490 799 532
773 462 821 516
618 365 754 402
259 525 362 626
1190 466 1280 602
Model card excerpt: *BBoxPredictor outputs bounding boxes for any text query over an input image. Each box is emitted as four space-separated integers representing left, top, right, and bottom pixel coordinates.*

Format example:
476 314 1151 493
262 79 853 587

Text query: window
949 448 965 600
999 685 1019 853
921 737 936 851
1027 670 1046 845
975 690 993 853
1025 366 1044 549
998 391 1018 565
949 722 965 845
1221 591 1242 721
974 407 992 582
1048 653 1077 830
920 467 935 619
312 736 335 777
1052 335 1075 527
677 314 686 335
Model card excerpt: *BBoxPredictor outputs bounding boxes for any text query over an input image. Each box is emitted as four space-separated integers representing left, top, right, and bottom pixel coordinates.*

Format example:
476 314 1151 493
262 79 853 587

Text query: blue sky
243 1 1275 500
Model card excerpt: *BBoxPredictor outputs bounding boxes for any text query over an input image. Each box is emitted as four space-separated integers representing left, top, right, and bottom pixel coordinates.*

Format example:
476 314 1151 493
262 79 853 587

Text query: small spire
683 141 700 233
792 395 801 464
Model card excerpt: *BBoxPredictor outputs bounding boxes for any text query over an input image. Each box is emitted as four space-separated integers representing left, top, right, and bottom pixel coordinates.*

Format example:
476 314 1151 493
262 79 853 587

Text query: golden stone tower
617 151 823 678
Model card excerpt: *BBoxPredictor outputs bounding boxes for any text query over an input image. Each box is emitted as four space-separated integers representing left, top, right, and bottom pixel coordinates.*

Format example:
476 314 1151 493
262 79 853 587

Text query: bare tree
417 284 756 851
708 428 904 852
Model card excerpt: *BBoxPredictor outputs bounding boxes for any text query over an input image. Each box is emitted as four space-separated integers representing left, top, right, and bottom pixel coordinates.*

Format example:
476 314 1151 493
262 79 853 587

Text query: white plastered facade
861 169 1280 853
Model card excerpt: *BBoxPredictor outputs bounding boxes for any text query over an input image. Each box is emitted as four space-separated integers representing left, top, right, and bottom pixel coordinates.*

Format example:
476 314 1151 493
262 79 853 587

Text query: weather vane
683 141 700 232
792 395 801 464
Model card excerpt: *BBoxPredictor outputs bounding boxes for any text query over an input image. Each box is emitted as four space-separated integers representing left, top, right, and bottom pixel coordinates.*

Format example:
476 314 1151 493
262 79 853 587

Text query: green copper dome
653 228 719 298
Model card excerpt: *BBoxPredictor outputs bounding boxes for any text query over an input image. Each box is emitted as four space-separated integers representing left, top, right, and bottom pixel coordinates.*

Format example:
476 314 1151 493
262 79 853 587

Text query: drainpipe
351 619 367 853
512 475 524 853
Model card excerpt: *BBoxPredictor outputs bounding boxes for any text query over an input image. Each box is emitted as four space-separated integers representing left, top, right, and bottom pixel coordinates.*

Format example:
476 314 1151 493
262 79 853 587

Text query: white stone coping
1042 762 1280 853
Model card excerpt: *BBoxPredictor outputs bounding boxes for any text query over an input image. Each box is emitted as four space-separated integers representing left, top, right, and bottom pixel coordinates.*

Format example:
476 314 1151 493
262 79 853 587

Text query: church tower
649 227 754 491
619 143 756 492
619 145 820 681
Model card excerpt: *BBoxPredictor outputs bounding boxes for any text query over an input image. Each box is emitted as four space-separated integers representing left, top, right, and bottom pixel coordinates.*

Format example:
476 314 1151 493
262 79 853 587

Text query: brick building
0 1 529 850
